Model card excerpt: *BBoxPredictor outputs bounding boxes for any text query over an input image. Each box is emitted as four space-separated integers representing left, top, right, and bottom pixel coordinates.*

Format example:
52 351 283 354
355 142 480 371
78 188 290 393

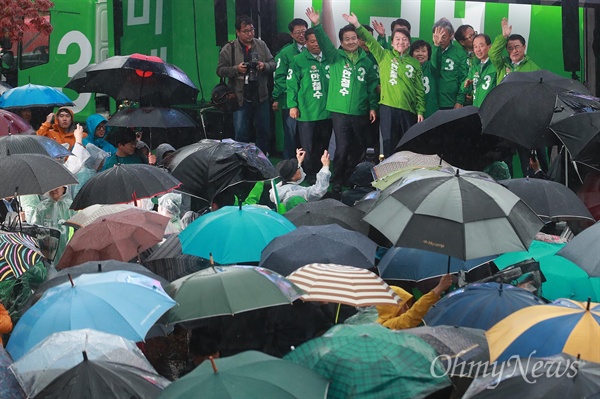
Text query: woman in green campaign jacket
410 40 439 118
343 12 425 157
459 34 497 107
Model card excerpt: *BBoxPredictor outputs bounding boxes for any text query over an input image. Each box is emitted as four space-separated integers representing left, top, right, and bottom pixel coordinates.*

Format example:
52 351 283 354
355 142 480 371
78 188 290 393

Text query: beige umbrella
286 263 401 307
64 203 136 228
373 151 451 180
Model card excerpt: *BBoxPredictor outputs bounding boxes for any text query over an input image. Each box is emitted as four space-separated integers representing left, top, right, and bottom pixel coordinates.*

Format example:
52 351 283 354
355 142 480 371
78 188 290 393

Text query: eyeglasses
292 29 306 36
97 124 106 131
507 45 523 52
240 27 255 34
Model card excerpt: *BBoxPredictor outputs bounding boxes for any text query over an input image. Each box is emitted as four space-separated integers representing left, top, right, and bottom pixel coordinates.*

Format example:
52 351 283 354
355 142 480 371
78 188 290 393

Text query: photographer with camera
216 15 276 155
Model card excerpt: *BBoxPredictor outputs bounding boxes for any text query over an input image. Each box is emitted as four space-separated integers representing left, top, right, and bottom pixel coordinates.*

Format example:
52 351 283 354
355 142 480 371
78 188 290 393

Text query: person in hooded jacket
31 186 76 265
376 274 452 330
36 107 86 150
83 114 116 155
155 143 176 165
269 148 331 212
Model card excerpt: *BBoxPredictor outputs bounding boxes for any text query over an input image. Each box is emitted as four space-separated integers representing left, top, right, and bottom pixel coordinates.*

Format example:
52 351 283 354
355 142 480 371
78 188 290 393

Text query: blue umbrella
180 205 296 264
423 282 546 330
378 247 495 282
0 84 74 109
6 270 176 360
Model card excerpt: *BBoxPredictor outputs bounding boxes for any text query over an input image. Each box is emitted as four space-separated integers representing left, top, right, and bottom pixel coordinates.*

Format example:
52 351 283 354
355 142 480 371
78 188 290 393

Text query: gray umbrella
462 353 600 399
284 198 370 236
557 222 600 276
363 169 544 260
499 178 594 222
0 134 72 158
259 224 377 276
0 153 78 198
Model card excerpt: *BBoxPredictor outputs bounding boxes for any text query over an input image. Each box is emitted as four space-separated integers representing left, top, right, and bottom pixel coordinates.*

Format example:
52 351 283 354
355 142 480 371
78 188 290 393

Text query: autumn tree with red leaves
1 0 54 45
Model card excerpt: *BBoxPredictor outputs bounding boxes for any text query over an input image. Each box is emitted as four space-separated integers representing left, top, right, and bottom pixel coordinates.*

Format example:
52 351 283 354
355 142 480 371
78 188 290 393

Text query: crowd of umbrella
0 55 599 398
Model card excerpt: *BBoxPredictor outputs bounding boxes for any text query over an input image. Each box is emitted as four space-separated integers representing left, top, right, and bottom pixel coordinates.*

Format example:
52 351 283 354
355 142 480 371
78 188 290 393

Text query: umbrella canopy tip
82 350 88 361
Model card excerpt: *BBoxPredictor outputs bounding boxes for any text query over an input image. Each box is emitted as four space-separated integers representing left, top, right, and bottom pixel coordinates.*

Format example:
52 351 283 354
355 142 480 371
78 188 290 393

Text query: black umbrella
35 351 169 399
70 163 181 210
283 198 370 236
106 107 198 129
549 92 600 169
142 233 213 281
499 177 594 222
65 54 198 106
479 70 591 150
0 134 71 158
557 222 600 277
259 224 377 276
0 153 78 198
163 139 278 202
397 106 501 171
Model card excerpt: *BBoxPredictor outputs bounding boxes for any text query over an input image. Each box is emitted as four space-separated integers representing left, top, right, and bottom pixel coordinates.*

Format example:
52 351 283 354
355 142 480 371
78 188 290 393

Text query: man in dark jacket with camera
216 15 276 155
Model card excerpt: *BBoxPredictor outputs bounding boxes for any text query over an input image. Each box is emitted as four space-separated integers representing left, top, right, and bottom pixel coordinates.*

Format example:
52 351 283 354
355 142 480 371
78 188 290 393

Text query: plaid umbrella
284 323 452 399
0 232 43 282
64 204 136 229
373 151 451 179
286 263 401 307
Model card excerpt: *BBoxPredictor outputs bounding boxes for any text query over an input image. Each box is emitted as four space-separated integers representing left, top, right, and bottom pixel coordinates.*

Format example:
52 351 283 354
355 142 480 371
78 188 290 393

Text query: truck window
19 16 50 70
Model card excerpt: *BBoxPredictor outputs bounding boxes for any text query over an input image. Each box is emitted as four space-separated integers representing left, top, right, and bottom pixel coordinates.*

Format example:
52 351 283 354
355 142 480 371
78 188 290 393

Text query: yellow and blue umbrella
486 298 600 363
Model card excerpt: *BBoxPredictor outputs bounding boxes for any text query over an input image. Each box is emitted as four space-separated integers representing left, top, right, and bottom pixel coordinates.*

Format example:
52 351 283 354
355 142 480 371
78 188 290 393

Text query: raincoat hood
53 107 76 134
155 143 176 165
376 286 414 320
85 114 107 140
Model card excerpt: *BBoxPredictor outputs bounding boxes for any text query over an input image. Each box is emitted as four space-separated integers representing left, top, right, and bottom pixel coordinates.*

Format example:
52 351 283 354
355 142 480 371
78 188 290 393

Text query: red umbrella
0 109 35 136
56 208 169 270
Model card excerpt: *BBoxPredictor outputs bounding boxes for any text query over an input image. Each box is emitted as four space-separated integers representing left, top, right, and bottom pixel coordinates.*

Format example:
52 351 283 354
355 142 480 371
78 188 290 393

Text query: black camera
246 52 259 82
529 149 537 162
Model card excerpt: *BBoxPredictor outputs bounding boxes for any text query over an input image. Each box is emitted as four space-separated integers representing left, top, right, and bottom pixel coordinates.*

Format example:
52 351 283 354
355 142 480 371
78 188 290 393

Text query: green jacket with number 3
287 48 331 122
314 24 379 116
459 57 497 107
356 25 425 116
432 41 469 108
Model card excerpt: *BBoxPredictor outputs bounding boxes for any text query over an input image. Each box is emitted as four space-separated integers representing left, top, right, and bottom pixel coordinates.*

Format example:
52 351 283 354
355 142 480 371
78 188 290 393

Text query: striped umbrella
286 263 401 307
0 232 43 281
486 298 600 363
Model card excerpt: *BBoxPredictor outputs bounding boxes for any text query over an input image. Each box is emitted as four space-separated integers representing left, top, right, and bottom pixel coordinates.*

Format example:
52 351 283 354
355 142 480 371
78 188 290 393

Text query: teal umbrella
284 324 452 399
158 350 329 399
180 205 296 264
494 240 599 301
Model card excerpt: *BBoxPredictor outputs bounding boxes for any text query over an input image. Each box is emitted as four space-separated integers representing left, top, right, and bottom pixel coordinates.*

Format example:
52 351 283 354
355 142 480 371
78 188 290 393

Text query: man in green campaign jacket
344 12 425 158
489 18 540 84
459 34 497 107
431 18 468 109
287 27 332 179
272 18 308 159
306 7 378 192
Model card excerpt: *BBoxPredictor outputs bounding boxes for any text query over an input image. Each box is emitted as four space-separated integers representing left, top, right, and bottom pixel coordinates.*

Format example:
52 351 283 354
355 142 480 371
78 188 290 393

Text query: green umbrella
284 324 452 399
158 350 329 399
165 265 304 324
494 240 599 301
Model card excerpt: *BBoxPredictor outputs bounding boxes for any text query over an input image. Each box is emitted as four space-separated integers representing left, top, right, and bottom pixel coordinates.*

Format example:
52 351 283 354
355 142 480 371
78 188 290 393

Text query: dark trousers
233 99 271 155
281 108 299 160
331 112 370 186
379 105 417 158
298 119 333 177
